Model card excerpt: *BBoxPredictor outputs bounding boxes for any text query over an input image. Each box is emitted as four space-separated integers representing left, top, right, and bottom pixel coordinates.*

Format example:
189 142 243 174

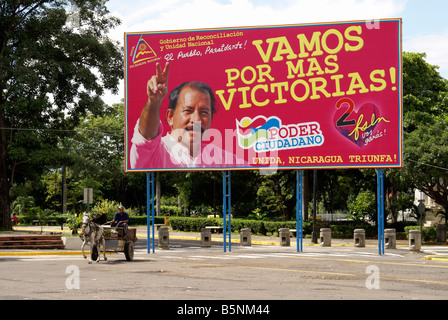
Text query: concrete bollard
436 224 447 244
201 228 211 247
158 226 169 249
278 228 290 246
384 228 396 249
409 229 422 252
320 228 331 247
240 228 252 246
354 229 366 247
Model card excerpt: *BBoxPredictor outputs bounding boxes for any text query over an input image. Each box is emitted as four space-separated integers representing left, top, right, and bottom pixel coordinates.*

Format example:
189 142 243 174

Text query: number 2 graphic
336 98 356 127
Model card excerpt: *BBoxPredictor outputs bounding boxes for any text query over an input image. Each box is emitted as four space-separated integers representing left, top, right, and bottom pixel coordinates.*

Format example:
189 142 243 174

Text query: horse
80 212 107 263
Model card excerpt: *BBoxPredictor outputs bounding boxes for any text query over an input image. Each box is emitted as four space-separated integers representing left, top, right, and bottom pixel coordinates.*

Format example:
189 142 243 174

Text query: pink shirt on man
130 120 245 169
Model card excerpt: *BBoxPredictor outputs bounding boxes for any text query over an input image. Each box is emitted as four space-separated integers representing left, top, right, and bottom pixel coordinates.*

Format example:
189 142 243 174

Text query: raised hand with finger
147 62 170 104
139 62 170 140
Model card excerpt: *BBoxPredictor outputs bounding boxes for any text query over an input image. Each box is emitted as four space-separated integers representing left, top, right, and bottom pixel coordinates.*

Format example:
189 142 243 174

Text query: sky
102 0 448 105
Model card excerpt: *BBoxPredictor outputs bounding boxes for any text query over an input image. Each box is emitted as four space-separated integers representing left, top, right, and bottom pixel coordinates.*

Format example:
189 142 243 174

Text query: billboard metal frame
135 18 401 254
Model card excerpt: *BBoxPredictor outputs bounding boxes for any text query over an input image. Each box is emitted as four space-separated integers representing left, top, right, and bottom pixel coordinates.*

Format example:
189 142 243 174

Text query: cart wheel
124 241 134 261
91 245 99 261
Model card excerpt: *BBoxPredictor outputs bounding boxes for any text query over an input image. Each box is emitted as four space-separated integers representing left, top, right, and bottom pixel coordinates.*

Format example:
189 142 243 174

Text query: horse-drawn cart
81 213 138 263
91 225 138 261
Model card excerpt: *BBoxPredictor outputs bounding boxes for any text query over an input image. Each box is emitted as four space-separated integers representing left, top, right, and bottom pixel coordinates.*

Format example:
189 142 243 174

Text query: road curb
0 250 118 256
424 255 448 261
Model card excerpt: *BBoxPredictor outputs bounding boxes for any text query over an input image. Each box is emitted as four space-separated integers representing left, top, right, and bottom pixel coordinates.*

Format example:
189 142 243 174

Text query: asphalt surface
5 225 448 259
2 226 448 305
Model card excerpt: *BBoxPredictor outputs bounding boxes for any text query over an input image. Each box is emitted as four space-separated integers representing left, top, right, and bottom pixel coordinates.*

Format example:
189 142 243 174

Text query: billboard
124 19 402 172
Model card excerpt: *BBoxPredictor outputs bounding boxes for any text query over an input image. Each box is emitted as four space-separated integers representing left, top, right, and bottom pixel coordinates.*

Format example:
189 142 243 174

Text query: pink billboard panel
124 19 402 172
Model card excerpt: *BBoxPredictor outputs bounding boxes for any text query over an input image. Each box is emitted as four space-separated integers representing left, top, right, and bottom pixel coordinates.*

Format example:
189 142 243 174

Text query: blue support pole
296 170 303 252
146 173 150 253
228 171 231 252
223 171 231 252
147 172 155 253
223 172 226 252
380 170 385 255
151 172 155 253
377 169 385 255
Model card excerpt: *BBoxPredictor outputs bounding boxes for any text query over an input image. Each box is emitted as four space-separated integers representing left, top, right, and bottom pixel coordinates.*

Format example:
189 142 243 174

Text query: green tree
317 169 376 214
402 116 448 214
66 102 151 211
10 195 35 216
347 190 376 222
402 52 448 133
41 170 62 211
393 52 448 225
0 0 123 228
175 171 221 216
256 171 295 221
68 103 124 198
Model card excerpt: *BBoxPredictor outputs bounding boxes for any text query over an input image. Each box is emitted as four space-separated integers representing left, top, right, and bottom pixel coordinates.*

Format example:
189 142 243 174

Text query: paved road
2 229 448 304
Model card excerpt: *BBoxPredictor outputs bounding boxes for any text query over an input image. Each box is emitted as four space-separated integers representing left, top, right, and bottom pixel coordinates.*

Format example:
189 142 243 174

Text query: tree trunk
0 112 11 229
303 170 309 221
156 172 161 216
312 170 318 244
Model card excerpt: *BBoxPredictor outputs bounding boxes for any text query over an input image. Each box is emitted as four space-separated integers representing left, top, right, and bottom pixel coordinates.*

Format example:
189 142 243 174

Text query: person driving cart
111 205 129 237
